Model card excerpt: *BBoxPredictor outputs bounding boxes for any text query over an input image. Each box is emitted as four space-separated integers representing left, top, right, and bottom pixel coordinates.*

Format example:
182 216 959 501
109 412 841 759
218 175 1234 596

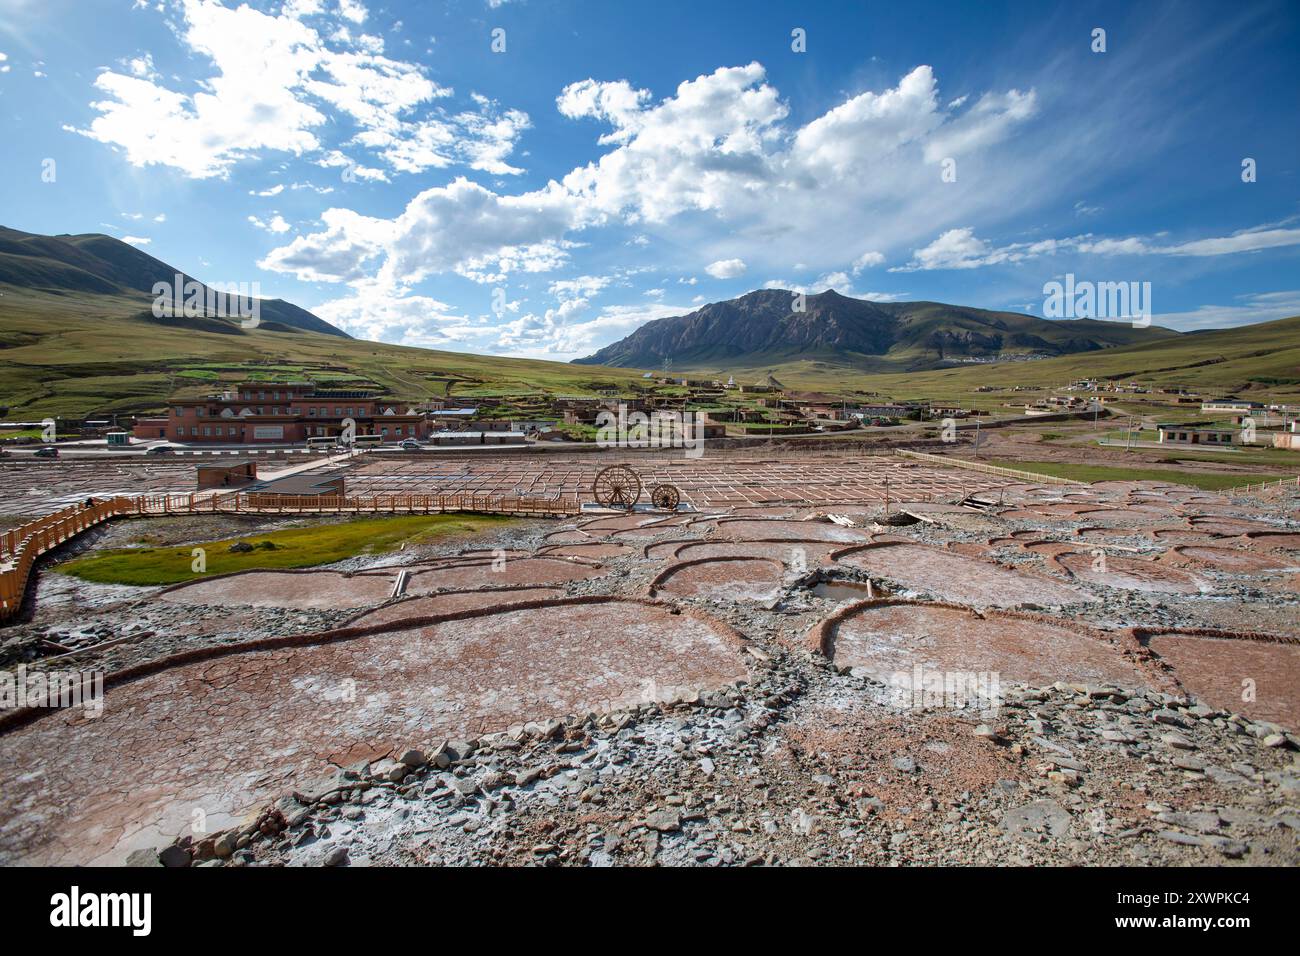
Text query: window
308 407 316 416
258 391 266 400
203 426 211 436
335 407 343 416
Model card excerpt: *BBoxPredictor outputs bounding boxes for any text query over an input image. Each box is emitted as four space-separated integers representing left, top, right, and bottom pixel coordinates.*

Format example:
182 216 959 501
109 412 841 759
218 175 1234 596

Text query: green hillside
0 286 648 419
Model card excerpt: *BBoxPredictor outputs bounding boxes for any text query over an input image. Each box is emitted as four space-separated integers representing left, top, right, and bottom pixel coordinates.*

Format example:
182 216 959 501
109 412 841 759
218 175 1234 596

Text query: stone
644 809 681 832
125 848 162 867
398 749 427 768
1156 810 1220 833
1001 800 1072 841
514 768 542 787
324 845 349 866
213 832 236 859
158 844 191 868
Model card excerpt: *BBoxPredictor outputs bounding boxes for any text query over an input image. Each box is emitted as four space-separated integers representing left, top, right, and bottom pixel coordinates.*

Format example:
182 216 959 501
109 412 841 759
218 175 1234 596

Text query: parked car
33 446 59 458
399 438 423 451
146 445 174 455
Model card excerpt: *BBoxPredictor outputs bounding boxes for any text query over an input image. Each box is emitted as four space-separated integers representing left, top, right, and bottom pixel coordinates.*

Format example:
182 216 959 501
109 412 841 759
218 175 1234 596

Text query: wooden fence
0 497 138 619
0 490 582 620
1223 475 1300 498
893 450 1086 485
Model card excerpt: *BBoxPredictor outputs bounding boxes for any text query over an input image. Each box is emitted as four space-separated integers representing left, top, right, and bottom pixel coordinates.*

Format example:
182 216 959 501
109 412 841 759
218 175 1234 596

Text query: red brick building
159 382 429 444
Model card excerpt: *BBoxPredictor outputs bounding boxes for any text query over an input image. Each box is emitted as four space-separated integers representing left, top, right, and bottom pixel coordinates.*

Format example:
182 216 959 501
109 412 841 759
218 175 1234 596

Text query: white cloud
251 184 285 197
69 0 527 180
248 214 292 234
121 235 151 246
896 224 1300 271
705 258 747 279
851 251 885 273
1153 291 1300 331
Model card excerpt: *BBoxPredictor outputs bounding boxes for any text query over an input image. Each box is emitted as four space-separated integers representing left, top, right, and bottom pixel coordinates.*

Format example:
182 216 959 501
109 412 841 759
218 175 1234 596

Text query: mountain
0 225 349 338
573 289 1180 372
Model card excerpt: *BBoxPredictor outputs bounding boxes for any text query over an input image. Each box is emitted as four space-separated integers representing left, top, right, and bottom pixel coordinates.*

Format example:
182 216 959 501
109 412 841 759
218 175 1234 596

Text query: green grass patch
57 513 513 586
986 459 1277 491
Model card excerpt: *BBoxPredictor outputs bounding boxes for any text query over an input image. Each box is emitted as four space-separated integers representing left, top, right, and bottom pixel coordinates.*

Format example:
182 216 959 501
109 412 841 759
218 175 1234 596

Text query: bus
306 436 339 451
352 434 384 448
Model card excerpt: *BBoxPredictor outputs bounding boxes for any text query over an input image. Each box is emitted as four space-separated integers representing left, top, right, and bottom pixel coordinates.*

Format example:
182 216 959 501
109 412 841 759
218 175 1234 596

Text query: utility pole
974 417 982 459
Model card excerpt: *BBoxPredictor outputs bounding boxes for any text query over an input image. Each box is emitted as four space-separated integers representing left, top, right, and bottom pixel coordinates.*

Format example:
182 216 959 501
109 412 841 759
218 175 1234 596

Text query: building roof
254 475 344 495
197 460 257 470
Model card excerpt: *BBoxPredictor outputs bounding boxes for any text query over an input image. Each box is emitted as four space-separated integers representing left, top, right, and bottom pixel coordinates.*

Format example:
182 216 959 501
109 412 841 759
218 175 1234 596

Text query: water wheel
592 465 641 509
649 483 681 510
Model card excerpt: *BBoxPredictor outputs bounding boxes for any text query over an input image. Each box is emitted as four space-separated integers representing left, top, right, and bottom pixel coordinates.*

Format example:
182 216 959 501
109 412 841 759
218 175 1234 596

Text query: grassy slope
735 315 1300 405
985 459 1275 491
3 281 1297 419
57 513 511 585
0 286 649 418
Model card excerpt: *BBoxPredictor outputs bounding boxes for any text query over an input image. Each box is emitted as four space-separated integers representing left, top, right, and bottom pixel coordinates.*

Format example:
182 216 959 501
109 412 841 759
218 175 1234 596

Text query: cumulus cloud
705 258 747 279
68 0 527 180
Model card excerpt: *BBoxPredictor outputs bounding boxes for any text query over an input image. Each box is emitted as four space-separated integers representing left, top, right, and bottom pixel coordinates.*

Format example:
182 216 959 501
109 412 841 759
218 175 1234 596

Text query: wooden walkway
0 491 581 620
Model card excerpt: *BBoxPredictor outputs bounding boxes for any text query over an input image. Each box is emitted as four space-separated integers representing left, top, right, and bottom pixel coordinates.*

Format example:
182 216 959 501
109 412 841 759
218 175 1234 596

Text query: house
1156 424 1236 446
1272 421 1300 451
196 461 258 489
1201 400 1262 414
163 381 428 444
132 416 170 440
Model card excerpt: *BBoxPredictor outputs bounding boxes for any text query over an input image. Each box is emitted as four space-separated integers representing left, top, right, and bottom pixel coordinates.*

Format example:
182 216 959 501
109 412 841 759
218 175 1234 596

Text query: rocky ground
161 666 1300 868
4 477 1298 868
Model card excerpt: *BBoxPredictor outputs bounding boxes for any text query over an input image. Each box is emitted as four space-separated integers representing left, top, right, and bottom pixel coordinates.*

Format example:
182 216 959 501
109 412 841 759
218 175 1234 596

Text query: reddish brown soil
0 599 747 866
406 557 604 591
161 570 396 609
345 587 565 626
650 557 786 602
1164 546 1299 574
835 543 1096 608
1053 552 1211 594
818 601 1147 690
714 518 873 543
1145 632 1300 727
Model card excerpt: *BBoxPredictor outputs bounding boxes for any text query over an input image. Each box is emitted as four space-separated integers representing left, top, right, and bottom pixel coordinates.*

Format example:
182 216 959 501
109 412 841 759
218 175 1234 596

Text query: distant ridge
573 288 1179 372
0 225 350 338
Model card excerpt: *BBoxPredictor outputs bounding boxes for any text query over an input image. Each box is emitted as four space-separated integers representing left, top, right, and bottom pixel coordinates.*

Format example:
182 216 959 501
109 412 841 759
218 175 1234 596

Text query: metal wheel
649 483 681 510
592 465 641 509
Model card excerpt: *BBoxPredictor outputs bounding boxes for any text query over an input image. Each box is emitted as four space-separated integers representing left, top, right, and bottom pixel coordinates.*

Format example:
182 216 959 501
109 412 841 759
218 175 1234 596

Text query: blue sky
1 0 1297 359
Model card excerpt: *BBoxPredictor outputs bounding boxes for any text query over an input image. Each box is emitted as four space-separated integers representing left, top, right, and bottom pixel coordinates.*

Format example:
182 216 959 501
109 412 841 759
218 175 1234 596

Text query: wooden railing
0 490 582 620
0 497 138 619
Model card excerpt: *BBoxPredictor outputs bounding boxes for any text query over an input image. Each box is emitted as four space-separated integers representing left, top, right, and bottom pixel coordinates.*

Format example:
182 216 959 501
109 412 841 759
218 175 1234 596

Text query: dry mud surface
1 470 1298 867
